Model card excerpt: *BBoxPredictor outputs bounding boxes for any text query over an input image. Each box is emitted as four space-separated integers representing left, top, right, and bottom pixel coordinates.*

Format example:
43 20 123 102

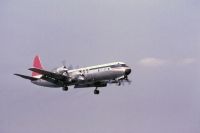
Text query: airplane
14 55 132 94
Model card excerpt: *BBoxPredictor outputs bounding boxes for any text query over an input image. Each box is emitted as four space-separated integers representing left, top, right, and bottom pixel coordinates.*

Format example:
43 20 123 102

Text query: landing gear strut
94 87 100 95
118 81 121 86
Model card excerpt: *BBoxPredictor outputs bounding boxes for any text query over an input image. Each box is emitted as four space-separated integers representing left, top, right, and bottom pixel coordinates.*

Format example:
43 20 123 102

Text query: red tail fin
32 55 43 77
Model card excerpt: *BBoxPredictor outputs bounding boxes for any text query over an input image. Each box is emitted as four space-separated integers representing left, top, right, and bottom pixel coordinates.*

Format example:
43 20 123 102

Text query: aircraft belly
31 79 60 88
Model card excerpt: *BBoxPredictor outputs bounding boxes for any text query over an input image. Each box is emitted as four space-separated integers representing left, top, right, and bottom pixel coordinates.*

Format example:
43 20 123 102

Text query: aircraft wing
28 68 68 81
14 74 38 81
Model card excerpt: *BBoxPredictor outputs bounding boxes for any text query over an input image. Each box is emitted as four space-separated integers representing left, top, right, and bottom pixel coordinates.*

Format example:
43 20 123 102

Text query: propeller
109 77 131 86
61 60 74 70
125 79 132 85
116 76 132 86
68 64 73 70
118 79 131 86
62 60 67 68
75 65 80 69
54 60 69 76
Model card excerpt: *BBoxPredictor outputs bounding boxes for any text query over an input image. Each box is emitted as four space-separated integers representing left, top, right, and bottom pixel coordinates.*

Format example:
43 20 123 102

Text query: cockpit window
112 63 128 67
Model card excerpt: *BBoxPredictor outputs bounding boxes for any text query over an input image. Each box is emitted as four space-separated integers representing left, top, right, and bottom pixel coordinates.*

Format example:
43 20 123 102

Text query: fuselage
31 62 131 88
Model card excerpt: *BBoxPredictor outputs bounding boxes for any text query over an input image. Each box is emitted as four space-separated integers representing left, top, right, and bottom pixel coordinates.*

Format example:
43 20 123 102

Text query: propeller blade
62 60 67 68
68 64 73 70
75 65 80 69
126 79 132 85
121 78 132 85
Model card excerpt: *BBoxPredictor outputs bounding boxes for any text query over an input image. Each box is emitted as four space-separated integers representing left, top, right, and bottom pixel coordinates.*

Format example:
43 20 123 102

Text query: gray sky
0 0 199 133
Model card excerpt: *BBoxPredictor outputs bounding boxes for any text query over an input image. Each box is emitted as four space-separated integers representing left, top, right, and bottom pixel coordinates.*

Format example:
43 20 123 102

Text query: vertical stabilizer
32 55 43 77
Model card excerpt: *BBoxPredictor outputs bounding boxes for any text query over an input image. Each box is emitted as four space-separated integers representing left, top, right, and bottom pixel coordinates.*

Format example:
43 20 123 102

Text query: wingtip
14 73 24 77
28 68 33 71
28 67 41 71
13 73 38 80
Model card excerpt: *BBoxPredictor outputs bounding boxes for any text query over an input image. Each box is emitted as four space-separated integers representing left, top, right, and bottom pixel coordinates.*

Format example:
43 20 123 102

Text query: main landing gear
118 81 121 86
94 87 100 95
62 86 68 91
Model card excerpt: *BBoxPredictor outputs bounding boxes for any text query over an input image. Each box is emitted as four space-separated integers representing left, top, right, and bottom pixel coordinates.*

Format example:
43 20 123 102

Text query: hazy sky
0 0 199 133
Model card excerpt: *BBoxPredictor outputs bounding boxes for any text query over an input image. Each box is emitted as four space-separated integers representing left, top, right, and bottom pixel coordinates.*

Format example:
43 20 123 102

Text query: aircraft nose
125 68 131 75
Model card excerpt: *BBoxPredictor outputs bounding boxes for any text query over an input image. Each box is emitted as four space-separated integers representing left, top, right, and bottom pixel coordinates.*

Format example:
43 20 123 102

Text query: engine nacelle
55 67 68 74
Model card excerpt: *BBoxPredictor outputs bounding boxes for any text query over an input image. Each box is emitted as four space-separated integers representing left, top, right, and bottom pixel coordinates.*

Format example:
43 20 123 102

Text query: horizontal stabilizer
28 68 67 80
14 74 38 81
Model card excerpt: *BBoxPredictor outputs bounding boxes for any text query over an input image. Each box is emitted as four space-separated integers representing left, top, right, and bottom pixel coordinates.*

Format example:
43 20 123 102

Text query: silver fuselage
31 62 131 88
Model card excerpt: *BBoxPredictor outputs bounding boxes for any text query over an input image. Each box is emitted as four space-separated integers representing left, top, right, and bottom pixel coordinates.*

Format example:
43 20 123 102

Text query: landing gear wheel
118 81 121 86
62 86 68 91
94 89 100 95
